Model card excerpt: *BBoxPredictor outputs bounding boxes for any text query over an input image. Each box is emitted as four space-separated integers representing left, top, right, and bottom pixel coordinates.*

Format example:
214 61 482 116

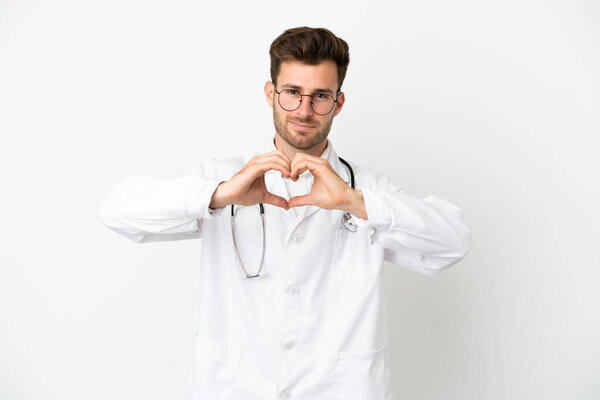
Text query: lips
290 121 316 129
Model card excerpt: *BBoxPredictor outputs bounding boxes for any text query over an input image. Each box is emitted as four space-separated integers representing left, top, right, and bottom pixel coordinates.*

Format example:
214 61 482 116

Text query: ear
264 81 275 108
333 91 345 117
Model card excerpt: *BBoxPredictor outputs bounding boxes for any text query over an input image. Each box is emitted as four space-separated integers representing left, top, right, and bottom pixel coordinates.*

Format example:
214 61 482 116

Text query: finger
263 192 289 210
254 154 291 175
241 162 288 183
277 150 292 165
288 194 313 208
251 159 291 178
264 155 292 177
272 149 292 165
256 150 292 166
256 162 291 179
257 157 290 174
291 152 326 168
290 158 325 180
290 153 329 177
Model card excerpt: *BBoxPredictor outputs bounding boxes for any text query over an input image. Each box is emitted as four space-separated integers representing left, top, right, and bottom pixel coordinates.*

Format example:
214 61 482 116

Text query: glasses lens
279 89 301 111
311 94 335 115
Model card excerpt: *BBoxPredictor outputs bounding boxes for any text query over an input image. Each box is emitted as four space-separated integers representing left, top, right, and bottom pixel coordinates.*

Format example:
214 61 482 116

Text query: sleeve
350 169 471 277
100 159 234 243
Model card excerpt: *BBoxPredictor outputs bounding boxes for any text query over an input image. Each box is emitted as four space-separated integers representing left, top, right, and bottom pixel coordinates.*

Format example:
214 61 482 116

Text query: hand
288 153 367 219
209 150 292 210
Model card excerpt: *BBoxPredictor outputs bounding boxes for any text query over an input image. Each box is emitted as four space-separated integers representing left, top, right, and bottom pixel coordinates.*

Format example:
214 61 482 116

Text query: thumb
263 192 290 210
288 194 313 208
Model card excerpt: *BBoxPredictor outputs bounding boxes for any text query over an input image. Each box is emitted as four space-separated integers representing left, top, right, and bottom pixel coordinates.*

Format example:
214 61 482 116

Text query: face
264 60 345 151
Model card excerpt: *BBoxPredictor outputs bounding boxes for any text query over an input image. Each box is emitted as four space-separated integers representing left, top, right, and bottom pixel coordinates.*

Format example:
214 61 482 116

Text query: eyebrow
280 84 335 95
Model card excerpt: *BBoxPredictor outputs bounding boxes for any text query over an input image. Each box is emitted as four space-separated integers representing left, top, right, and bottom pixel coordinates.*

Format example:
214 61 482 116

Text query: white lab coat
100 136 471 400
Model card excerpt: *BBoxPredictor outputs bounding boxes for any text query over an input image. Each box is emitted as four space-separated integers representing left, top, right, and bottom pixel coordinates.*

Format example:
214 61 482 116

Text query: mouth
289 121 316 130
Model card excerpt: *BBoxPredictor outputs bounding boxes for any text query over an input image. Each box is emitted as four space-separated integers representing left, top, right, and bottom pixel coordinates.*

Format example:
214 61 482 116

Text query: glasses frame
274 86 342 115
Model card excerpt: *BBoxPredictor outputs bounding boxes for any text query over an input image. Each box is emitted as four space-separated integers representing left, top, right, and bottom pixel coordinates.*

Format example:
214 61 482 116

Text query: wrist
209 181 232 209
342 189 368 220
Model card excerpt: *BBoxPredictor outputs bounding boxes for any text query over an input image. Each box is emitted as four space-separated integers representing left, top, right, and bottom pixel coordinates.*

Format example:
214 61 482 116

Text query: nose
295 95 315 118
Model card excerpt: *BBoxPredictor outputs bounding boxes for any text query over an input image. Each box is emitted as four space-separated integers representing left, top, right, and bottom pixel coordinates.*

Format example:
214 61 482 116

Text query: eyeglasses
274 87 341 115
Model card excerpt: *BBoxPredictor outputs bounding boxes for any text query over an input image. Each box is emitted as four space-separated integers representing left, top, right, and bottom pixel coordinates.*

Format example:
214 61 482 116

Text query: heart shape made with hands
218 149 362 218
279 152 353 211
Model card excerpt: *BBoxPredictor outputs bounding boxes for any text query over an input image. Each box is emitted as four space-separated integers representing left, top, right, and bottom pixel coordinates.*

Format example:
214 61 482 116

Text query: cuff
187 178 227 219
208 205 227 217
354 187 393 230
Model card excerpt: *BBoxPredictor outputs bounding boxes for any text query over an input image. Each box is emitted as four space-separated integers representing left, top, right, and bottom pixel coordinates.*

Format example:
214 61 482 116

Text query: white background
1 0 598 399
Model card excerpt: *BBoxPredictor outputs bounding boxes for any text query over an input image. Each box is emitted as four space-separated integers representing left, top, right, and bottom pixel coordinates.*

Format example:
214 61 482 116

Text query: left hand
288 153 367 219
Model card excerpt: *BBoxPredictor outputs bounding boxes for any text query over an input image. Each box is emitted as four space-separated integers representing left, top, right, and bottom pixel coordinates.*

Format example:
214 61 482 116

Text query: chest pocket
333 223 383 285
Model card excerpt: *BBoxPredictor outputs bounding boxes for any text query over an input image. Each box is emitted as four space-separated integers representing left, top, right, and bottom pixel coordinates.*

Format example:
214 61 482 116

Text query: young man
100 27 471 400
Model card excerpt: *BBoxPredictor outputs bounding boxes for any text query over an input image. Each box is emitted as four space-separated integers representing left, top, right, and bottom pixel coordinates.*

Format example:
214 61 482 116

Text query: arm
100 150 293 244
350 168 471 277
100 159 236 243
284 154 470 277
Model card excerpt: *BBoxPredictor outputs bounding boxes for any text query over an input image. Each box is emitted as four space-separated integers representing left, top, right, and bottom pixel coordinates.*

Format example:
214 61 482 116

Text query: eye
286 89 298 95
314 93 327 99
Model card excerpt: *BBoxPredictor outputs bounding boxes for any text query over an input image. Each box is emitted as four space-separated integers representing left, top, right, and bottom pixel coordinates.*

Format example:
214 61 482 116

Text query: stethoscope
231 157 356 279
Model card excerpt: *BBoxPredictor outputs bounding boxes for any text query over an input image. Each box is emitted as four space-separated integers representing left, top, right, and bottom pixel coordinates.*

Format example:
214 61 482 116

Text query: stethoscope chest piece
342 212 358 232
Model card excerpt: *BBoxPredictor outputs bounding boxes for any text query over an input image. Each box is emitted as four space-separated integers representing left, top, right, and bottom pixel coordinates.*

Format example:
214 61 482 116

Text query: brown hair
269 26 350 92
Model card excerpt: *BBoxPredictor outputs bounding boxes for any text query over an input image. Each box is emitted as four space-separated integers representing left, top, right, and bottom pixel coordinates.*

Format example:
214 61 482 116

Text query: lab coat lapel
291 200 315 222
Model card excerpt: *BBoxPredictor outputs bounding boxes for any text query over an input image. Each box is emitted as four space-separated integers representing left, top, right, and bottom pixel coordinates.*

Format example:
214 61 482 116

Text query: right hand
209 150 292 210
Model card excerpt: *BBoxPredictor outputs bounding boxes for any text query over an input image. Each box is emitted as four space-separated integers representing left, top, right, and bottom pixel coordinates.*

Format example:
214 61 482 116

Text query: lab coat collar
249 135 351 222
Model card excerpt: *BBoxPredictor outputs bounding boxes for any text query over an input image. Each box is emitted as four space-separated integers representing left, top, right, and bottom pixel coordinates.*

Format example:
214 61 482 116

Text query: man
100 27 470 400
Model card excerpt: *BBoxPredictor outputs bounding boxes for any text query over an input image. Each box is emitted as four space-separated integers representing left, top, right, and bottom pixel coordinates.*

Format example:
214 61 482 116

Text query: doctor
100 26 471 400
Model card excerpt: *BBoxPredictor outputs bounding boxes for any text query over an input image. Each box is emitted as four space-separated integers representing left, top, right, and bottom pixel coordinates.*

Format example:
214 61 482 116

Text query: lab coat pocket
333 225 382 285
334 343 392 400
189 334 242 400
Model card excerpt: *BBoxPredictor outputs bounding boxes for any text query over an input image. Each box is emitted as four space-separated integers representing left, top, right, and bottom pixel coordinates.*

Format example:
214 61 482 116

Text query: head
264 27 350 152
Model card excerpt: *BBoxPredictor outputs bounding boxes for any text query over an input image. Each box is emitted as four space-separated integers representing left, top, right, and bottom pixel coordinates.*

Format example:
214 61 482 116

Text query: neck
273 134 328 165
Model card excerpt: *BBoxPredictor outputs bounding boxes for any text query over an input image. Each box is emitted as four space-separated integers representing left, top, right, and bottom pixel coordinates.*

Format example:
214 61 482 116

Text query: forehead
276 60 338 91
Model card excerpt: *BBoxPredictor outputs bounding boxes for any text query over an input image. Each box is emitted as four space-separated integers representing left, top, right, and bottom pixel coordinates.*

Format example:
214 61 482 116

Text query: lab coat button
292 234 303 244
287 286 300 295
284 341 295 350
